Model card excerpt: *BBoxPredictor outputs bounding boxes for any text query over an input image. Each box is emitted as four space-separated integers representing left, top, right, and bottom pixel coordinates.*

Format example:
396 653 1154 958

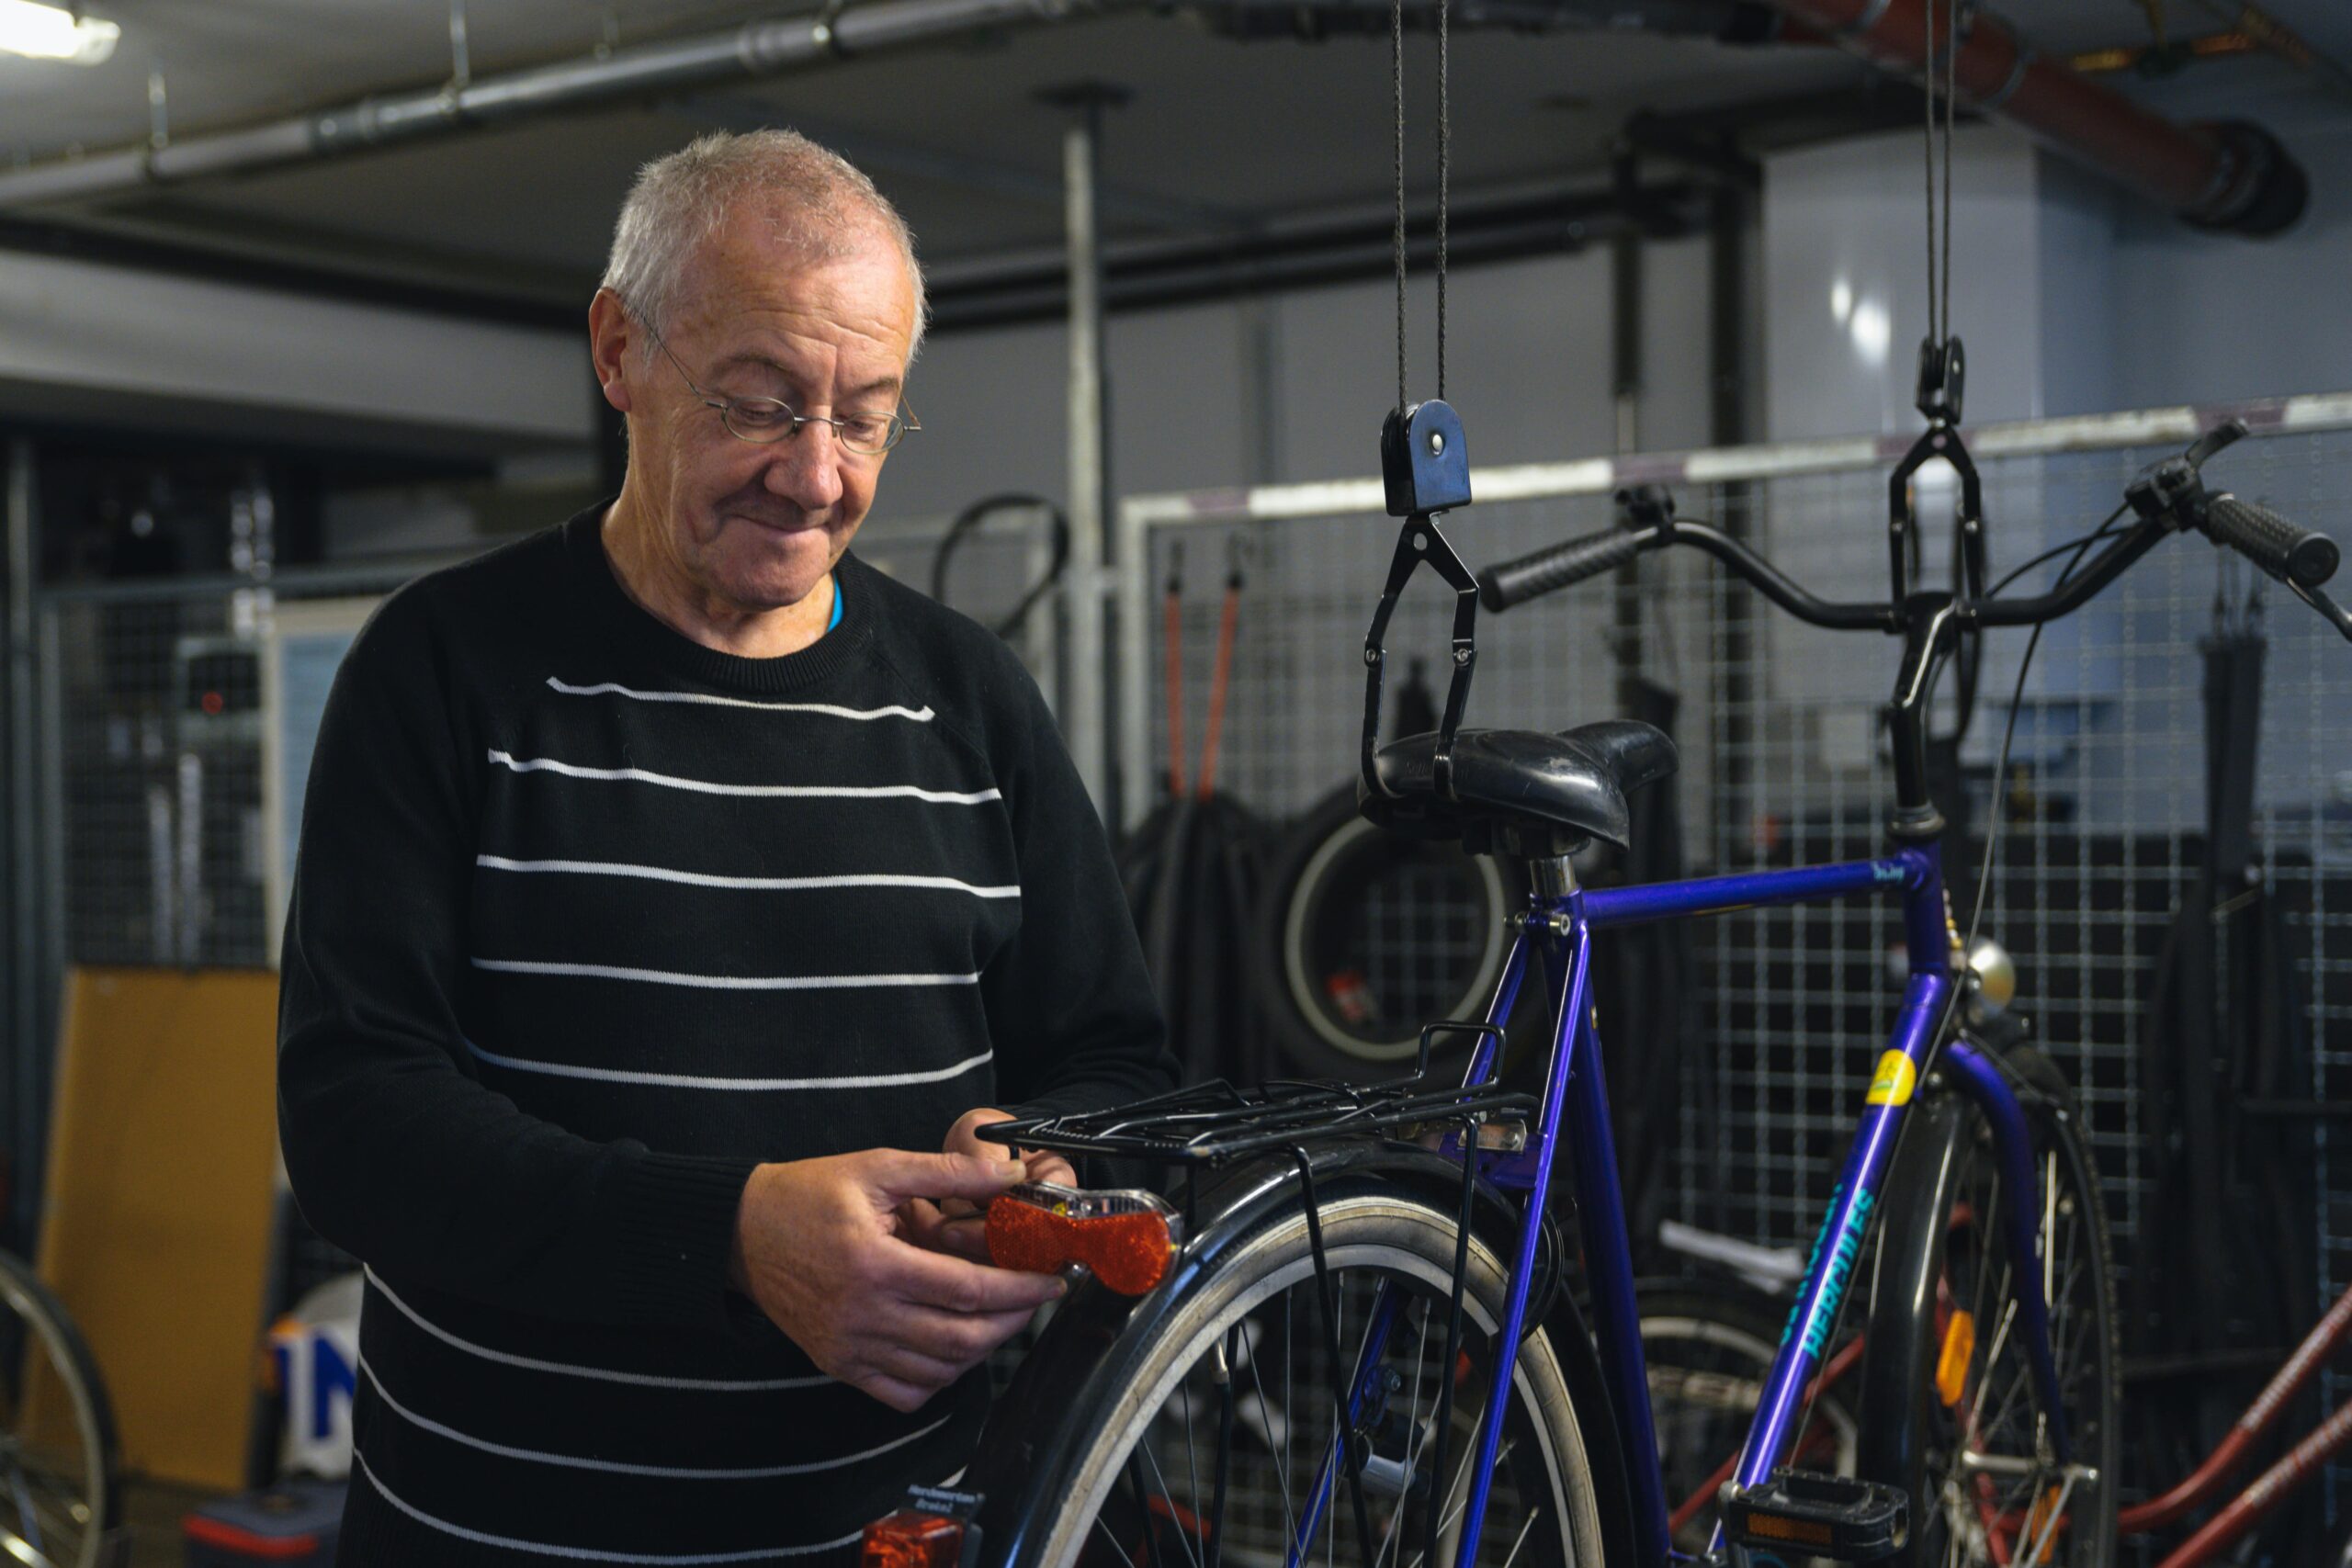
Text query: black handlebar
1479 526 1646 610
1484 469 2345 644
2206 493 2339 589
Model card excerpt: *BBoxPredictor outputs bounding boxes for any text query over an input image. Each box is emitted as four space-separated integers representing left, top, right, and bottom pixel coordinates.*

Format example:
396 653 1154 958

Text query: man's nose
762 423 845 512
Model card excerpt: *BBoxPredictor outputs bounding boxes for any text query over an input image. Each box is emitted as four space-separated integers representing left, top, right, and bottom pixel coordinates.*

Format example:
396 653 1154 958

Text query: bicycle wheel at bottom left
997 1185 1611 1568
0 1247 121 1568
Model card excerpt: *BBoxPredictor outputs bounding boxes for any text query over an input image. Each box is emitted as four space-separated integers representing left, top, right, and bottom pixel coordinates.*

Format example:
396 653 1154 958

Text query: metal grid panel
1126 410 2352 1527
40 508 1067 976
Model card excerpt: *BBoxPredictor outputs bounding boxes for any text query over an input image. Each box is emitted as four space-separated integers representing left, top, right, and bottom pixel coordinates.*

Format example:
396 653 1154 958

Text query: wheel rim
1037 1204 1599 1568
1921 1133 2107 1567
0 1270 109 1568
1642 1309 1858 1554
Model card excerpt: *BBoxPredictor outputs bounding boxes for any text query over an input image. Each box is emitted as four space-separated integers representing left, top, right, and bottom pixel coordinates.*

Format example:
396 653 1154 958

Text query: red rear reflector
987 1181 1181 1296
862 1510 964 1568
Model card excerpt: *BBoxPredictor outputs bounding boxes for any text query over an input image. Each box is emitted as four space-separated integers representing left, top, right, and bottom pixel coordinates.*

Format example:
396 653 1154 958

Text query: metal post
1710 178 1755 868
1610 153 1645 705
1050 85 1119 816
6 437 41 1248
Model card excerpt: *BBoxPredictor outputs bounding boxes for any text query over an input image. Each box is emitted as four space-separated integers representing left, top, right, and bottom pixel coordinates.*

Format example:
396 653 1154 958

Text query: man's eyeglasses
635 310 920 457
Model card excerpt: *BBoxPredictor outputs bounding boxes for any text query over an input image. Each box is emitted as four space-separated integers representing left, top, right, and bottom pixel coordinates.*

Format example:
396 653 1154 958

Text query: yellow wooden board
35 967 280 1489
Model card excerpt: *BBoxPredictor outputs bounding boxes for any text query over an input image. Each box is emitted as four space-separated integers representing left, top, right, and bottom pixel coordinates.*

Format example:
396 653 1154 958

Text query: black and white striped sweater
277 506 1173 1566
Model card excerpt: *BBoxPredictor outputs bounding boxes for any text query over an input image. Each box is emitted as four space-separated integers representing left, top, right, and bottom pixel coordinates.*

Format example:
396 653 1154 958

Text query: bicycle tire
1636 1276 1857 1558
1858 1045 2119 1568
0 1247 122 1568
1250 784 1521 1080
1007 1185 1611 1567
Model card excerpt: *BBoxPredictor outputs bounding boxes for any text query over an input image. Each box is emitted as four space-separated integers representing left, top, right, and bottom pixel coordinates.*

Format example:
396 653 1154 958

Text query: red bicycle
1657 1253 2352 1564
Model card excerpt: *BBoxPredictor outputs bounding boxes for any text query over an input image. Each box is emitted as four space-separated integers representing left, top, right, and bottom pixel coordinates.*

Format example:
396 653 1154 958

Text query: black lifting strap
1361 0 1479 810
2135 607 2319 1540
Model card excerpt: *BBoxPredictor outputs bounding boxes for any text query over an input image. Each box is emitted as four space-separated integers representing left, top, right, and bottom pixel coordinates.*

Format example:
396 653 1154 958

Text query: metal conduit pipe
1764 0 2307 234
0 0 1117 209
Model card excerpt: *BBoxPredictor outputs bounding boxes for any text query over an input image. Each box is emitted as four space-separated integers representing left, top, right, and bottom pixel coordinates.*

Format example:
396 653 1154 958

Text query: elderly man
277 130 1174 1565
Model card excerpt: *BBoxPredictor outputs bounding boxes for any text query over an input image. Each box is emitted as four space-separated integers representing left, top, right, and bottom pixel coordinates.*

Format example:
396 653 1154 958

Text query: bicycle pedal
985 1182 1182 1296
1721 1469 1908 1561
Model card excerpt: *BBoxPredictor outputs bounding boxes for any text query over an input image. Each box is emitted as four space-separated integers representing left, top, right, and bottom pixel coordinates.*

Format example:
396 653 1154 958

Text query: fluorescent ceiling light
0 1 119 64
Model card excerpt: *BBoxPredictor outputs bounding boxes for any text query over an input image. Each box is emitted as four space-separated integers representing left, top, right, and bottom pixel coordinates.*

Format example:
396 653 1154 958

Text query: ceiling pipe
1761 0 2306 234
0 0 1123 209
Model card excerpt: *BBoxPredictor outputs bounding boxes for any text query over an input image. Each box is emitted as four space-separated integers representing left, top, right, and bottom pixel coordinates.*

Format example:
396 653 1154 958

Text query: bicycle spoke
1399 1435 1513 1568
1372 1304 1435 1568
1498 1508 1542 1568
1246 1306 1300 1554
1140 1433 1205 1568
1093 1507 1143 1568
1183 1370 1203 1524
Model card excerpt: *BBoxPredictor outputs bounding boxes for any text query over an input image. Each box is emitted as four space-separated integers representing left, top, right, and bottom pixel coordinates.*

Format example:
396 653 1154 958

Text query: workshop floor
121 1477 221 1567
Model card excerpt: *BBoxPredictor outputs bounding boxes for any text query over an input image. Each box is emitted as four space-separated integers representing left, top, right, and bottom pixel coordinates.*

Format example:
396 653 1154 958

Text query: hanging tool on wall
1115 531 1268 1091
1159 536 1247 802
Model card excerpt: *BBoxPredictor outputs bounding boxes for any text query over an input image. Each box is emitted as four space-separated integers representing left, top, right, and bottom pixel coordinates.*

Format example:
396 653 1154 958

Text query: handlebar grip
2207 494 2339 589
1480 526 1650 611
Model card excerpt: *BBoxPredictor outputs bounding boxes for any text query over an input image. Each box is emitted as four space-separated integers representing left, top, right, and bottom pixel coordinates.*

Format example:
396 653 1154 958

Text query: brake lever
2289 579 2352 642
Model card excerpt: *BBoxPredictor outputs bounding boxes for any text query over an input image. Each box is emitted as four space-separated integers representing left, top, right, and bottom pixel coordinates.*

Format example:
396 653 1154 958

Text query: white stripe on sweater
465 1039 994 1093
355 1452 865 1562
363 1269 828 1393
548 677 933 723
476 855 1019 899
471 958 978 990
488 750 999 805
363 1358 952 1479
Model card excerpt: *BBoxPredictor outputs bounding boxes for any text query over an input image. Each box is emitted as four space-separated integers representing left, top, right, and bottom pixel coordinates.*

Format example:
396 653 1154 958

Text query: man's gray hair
600 128 929 364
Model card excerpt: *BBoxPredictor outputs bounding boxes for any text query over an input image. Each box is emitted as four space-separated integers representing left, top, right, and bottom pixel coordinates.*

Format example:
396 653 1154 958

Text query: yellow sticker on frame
1865 1050 1917 1107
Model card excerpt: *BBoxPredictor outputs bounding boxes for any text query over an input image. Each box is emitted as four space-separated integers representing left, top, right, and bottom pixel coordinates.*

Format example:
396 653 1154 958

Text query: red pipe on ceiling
1762 0 2306 234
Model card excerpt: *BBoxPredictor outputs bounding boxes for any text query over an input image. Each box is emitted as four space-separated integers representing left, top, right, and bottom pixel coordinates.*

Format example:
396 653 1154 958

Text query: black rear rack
977 1023 1533 1167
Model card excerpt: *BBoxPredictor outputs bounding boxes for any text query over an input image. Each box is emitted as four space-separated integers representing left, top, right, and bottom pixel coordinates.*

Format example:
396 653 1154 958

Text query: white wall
1762 89 2352 437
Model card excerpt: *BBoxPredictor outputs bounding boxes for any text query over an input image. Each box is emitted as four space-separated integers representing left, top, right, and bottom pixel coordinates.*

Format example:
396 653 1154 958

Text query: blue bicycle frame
1286 836 2072 1568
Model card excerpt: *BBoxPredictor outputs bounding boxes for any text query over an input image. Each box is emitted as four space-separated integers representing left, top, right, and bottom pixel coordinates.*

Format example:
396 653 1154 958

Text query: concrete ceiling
2 0 2348 301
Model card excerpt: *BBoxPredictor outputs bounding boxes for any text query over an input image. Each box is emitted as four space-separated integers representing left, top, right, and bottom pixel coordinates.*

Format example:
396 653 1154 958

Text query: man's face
608 211 919 615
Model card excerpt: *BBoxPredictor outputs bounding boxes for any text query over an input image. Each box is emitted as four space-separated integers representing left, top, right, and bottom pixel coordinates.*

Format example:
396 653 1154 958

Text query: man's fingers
863 1346 967 1390
927 1214 994 1264
1025 1151 1078 1186
886 1243 1066 1314
855 1373 937 1415
866 1148 1024 1206
894 1303 1041 1365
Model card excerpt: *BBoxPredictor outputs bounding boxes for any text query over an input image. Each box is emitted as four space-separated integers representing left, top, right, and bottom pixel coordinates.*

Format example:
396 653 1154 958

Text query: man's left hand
901 1108 1077 1263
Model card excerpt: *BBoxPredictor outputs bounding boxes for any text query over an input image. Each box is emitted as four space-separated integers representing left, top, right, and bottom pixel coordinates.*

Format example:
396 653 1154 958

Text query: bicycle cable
1390 0 1451 410
1963 500 2129 949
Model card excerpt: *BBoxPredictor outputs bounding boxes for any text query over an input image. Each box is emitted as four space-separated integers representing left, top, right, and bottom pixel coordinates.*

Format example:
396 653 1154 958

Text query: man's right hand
729 1149 1066 1413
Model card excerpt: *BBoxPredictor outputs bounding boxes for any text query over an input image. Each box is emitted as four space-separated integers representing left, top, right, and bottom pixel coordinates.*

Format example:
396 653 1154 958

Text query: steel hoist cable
1363 0 1475 810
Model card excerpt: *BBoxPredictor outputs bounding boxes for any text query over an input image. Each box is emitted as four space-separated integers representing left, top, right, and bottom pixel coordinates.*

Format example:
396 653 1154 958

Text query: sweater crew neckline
563 504 875 695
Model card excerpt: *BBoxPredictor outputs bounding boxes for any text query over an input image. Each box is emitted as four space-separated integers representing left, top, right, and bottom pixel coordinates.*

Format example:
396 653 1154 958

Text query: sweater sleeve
276 589 756 1335
979 670 1179 1124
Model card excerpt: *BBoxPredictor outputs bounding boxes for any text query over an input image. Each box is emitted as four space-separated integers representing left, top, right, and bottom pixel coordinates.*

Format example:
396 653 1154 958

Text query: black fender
965 1136 1635 1566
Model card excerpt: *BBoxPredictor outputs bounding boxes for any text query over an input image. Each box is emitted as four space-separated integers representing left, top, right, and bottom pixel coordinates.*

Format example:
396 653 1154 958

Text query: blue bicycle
926 417 2348 1568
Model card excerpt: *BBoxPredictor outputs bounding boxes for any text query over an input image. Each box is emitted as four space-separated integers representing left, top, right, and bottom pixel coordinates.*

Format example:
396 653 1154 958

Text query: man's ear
588 289 637 416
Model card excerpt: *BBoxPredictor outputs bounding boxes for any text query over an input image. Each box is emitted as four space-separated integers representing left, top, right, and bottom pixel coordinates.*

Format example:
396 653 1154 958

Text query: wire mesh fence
1120 394 2352 1530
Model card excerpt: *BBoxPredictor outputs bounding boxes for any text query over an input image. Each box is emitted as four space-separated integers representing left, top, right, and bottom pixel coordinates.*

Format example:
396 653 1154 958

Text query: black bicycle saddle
1358 719 1678 852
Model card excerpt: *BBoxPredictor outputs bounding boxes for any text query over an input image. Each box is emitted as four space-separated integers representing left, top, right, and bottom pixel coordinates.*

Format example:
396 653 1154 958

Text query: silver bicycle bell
1961 934 2017 1024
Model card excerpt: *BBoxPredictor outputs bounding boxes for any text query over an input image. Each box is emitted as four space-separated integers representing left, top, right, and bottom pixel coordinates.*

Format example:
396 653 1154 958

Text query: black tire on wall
1248 783 1528 1081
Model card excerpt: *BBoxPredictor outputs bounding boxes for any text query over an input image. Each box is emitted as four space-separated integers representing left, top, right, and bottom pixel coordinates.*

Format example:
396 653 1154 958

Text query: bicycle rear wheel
1638 1277 1857 1557
1008 1184 1611 1568
0 1247 120 1568
1858 1046 2118 1568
